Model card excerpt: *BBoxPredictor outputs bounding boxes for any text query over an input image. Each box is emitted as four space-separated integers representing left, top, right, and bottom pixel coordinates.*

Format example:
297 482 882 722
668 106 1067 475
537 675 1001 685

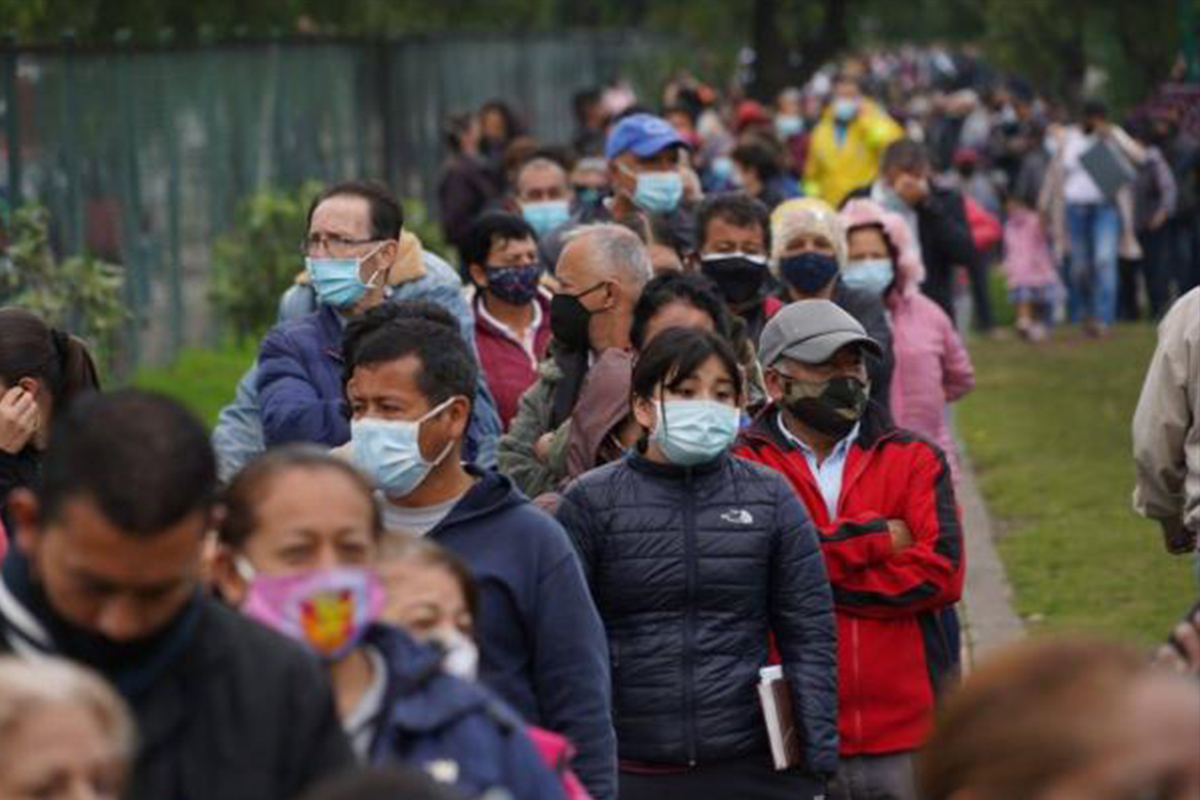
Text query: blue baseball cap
604 113 688 161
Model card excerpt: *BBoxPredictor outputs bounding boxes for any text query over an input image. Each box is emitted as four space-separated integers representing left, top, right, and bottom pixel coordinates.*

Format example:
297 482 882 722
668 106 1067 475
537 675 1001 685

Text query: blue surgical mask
776 114 804 139
522 200 571 237
306 244 386 309
710 156 735 182
842 258 895 297
780 251 840 295
650 399 741 466
351 398 457 499
574 186 604 210
832 98 860 123
627 168 684 214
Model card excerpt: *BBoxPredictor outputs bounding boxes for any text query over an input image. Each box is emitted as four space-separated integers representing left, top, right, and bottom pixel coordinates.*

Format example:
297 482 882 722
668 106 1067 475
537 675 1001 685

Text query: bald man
498 225 651 497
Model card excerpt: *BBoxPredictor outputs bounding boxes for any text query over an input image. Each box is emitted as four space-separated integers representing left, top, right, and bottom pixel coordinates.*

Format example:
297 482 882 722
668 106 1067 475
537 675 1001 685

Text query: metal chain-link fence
1 31 668 366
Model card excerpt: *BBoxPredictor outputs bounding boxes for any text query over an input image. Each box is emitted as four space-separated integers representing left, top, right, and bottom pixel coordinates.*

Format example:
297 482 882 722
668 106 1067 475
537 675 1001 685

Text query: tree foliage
0 205 128 362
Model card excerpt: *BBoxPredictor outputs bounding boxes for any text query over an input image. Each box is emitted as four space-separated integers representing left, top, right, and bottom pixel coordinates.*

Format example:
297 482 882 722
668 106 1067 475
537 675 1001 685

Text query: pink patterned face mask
240 564 384 661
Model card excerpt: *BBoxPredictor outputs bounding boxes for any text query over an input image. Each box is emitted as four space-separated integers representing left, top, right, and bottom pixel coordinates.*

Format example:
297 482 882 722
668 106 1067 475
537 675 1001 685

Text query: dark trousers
1120 227 1178 321
619 754 826 800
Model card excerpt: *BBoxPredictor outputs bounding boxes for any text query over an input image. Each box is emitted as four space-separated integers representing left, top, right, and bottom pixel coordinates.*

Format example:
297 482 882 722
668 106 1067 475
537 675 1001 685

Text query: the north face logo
721 509 754 525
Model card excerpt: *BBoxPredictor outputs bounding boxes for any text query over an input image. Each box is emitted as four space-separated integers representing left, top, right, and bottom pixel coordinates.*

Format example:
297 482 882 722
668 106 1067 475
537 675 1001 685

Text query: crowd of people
0 47 1197 800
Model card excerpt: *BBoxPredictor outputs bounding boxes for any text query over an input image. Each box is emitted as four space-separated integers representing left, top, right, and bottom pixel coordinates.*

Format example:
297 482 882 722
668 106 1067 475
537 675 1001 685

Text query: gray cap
758 299 883 368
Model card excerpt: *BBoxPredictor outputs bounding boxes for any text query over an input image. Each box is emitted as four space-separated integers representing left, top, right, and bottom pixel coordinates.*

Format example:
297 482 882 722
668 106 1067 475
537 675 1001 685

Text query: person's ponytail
51 329 101 407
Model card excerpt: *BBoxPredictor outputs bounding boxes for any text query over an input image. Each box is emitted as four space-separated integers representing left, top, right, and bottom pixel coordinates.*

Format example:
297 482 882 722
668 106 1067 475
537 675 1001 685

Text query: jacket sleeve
1132 294 1196 521
530 529 616 800
553 484 599 586
211 365 267 483
770 483 839 779
498 376 568 498
257 327 349 447
939 314 975 403
829 445 965 619
282 648 357 799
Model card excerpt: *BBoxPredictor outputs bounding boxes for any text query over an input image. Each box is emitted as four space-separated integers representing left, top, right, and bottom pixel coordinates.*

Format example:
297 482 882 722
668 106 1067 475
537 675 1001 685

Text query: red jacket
734 404 964 756
474 293 553 431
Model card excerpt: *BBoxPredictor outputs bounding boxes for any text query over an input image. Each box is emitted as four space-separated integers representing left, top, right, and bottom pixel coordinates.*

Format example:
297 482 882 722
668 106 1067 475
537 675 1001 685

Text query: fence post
3 32 21 210
378 39 396 190
158 28 184 356
60 29 83 257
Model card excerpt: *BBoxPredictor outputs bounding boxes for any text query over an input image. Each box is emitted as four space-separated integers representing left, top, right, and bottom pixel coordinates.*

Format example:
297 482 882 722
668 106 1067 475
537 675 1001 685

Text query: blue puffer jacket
365 625 566 800
555 450 839 778
253 305 500 464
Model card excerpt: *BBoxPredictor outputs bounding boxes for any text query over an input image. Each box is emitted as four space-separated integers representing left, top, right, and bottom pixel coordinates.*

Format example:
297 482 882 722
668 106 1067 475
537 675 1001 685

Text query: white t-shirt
343 645 389 761
380 493 463 538
1060 127 1106 205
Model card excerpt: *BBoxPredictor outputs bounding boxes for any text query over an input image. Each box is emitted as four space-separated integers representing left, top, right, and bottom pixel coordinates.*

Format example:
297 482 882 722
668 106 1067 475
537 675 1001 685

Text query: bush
209 181 324 342
0 204 128 364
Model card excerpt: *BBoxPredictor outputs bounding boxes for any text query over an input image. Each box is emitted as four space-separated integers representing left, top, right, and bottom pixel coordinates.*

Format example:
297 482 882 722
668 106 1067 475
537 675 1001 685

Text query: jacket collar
316 304 348 362
624 447 730 480
430 466 526 534
741 400 894 454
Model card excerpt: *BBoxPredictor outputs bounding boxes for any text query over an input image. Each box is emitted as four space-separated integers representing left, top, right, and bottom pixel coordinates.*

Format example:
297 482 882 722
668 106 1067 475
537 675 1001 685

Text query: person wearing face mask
210 446 567 800
498 224 652 499
735 301 964 800
379 536 596 800
515 157 575 241
555 327 837 800
540 113 696 269
0 391 355 800
339 305 617 800
840 199 974 483
802 74 903 208
461 212 553 431
770 197 895 411
255 182 502 462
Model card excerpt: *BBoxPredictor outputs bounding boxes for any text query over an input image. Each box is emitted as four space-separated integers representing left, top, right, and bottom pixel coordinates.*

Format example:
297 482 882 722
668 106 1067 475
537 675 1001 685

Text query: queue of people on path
0 48 1198 800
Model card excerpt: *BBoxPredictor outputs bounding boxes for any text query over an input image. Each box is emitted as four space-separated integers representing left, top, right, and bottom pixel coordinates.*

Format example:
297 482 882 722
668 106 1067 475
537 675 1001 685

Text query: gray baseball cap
758 299 883 368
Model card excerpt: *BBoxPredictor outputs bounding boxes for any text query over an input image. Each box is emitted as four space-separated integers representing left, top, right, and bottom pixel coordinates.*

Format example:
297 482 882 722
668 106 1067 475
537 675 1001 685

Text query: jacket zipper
851 618 863 748
682 468 698 766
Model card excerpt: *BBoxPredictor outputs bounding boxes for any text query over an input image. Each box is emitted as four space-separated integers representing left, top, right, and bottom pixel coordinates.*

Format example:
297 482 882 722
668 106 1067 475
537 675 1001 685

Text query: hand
1155 607 1200 677
888 519 915 553
534 432 556 463
0 387 38 455
1160 517 1197 555
893 173 929 207
1148 209 1169 231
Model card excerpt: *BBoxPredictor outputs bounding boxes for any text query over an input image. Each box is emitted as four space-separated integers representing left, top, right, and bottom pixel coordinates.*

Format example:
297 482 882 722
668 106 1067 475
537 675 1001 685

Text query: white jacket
1133 288 1200 535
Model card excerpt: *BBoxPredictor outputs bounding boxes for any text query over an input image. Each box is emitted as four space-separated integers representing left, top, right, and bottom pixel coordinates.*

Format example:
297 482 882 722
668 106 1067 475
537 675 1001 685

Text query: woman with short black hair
555 327 838 799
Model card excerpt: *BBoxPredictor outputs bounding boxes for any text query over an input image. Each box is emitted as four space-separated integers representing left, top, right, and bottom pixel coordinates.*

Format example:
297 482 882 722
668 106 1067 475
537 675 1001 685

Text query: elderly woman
769 198 894 410
839 199 974 483
0 656 135 800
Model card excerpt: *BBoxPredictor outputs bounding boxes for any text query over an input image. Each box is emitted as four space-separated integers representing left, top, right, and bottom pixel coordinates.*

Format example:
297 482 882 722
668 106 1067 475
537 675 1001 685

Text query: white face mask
425 627 479 681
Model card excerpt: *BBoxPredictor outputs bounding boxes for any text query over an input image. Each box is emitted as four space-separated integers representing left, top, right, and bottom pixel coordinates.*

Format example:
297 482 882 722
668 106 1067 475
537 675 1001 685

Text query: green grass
131 341 257 428
958 323 1196 647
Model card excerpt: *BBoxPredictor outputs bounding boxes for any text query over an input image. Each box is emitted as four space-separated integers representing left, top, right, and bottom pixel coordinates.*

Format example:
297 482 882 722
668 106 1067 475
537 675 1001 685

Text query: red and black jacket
734 402 964 756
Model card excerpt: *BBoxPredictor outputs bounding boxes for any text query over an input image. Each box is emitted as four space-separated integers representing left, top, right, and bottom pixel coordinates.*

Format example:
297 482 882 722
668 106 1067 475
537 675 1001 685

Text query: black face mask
700 254 769 307
550 282 607 353
3 547 200 696
780 374 870 439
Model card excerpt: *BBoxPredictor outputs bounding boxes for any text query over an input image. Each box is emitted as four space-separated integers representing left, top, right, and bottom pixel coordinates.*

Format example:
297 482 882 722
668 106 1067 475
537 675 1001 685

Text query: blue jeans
1066 203 1121 326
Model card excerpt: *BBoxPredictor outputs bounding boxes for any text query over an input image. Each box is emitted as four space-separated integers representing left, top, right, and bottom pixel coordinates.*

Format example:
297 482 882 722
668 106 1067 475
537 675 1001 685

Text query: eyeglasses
301 233 382 257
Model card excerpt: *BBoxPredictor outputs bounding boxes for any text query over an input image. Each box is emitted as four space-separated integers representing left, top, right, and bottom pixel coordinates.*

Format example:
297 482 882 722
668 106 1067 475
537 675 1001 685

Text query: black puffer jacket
555 450 838 777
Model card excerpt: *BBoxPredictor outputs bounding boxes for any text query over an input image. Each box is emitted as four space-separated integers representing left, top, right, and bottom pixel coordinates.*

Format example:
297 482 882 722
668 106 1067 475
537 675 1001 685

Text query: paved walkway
957 452 1025 666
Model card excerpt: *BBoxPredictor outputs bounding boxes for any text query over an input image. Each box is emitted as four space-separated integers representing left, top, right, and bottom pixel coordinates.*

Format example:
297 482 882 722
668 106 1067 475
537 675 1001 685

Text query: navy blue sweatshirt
428 468 616 800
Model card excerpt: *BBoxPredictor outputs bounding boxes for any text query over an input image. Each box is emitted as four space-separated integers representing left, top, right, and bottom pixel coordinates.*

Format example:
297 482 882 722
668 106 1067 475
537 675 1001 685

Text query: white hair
0 656 136 767
562 223 653 289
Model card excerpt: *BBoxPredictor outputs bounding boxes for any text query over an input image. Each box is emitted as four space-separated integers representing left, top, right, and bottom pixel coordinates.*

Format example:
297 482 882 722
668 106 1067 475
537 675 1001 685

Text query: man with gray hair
499 224 651 497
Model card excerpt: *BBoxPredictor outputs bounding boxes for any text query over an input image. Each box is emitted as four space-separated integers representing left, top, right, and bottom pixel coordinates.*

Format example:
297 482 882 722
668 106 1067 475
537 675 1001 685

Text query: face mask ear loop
418 396 463 468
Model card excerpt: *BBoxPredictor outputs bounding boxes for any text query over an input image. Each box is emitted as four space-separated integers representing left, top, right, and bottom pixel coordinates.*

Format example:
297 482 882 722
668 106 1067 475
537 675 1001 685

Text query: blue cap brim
606 132 687 160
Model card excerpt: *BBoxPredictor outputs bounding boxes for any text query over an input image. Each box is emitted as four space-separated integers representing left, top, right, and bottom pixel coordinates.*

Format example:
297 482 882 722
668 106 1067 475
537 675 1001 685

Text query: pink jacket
841 199 976 481
1001 207 1059 291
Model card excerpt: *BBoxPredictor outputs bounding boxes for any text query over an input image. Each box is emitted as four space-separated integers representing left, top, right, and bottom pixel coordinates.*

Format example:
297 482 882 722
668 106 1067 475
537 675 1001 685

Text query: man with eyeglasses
240 181 501 463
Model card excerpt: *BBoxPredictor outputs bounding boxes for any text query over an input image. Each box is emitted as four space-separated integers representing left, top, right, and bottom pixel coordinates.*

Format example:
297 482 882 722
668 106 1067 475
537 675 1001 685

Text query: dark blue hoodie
365 624 567 800
428 468 616 800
